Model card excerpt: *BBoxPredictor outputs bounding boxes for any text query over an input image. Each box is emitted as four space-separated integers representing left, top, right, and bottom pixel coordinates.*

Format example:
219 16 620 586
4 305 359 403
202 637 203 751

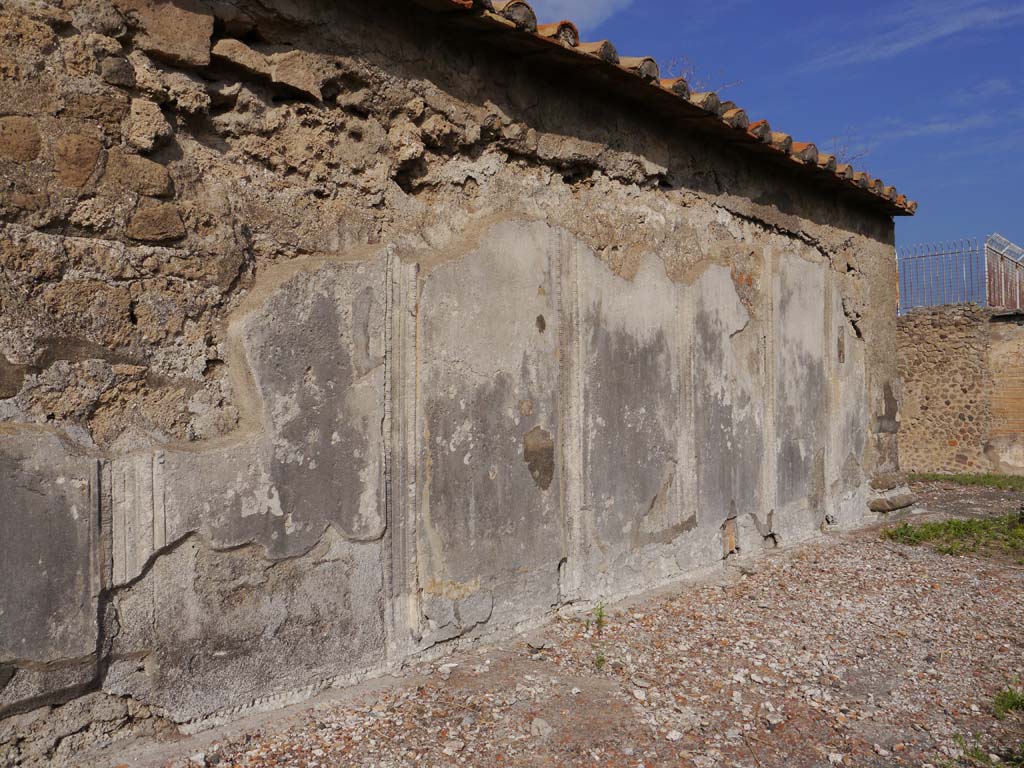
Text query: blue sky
529 0 1024 250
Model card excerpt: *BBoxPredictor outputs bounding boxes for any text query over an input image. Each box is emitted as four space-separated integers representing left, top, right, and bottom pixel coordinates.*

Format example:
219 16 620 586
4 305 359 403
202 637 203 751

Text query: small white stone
530 717 554 738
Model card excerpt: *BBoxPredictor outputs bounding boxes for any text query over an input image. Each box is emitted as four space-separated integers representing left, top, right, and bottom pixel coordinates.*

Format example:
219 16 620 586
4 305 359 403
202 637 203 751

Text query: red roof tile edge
425 0 917 215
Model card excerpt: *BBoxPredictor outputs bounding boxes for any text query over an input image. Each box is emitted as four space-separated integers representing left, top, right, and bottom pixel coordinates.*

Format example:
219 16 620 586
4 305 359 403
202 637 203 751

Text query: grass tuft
593 602 606 635
882 514 1024 564
995 684 1024 720
908 473 1024 491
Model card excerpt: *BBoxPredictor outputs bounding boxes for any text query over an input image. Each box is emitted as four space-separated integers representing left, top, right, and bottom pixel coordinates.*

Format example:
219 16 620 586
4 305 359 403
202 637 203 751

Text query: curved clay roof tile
770 132 793 154
817 153 837 172
722 107 749 130
537 20 579 47
492 0 537 32
578 40 619 63
620 56 659 82
748 119 772 142
690 92 722 115
660 77 691 99
790 141 818 164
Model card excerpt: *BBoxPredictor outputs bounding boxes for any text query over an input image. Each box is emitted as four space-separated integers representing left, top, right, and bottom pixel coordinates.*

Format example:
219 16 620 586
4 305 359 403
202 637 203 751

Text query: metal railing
897 236 1024 314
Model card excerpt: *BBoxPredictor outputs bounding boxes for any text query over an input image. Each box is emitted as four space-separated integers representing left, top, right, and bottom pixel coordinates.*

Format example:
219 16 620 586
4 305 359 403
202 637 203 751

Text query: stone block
127 201 185 242
100 56 136 88
114 0 214 67
0 117 41 162
103 148 173 196
54 134 103 187
125 98 172 153
867 487 916 513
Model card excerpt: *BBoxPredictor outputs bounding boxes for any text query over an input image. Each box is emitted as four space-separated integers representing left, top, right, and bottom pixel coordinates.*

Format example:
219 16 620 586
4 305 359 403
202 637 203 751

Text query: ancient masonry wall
897 305 994 473
898 305 1024 475
0 1 900 763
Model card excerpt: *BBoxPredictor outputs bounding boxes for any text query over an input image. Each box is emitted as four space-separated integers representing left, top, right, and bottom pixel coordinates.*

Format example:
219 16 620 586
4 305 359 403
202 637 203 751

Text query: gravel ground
110 486 1024 768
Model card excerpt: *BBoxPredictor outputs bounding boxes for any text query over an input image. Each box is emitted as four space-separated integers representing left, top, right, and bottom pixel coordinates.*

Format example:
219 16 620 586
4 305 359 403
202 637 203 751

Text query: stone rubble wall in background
0 1 902 764
897 304 1024 475
897 305 994 473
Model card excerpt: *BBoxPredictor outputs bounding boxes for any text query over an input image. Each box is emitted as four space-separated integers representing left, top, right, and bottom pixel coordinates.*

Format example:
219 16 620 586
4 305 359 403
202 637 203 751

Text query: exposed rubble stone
102 148 173 196
100 55 135 87
125 97 172 151
53 134 103 187
112 0 213 67
0 117 41 162
126 200 185 242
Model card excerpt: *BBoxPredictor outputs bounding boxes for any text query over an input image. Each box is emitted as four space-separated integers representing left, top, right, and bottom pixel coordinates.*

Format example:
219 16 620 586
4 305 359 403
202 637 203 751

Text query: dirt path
94 487 1024 768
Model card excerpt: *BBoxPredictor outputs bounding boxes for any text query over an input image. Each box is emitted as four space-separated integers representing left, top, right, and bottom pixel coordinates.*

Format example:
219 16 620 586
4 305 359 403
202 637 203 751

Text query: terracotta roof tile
577 40 618 63
747 119 772 143
491 0 537 32
690 91 721 114
722 107 749 130
423 0 916 215
619 56 659 82
790 141 818 164
660 77 691 99
537 20 579 48
770 131 793 154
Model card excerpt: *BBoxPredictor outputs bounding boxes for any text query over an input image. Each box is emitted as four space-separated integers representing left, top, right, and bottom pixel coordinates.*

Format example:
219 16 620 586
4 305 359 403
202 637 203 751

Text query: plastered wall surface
0 1 901 763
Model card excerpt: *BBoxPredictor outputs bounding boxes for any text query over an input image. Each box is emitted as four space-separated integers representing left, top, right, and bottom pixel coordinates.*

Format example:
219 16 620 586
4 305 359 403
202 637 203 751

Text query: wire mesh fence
897 236 1024 315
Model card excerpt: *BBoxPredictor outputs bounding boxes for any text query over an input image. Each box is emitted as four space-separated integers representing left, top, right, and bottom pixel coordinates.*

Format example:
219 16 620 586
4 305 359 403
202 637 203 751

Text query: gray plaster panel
0 433 98 666
692 265 765 534
106 528 385 723
774 255 827 531
242 260 387 547
108 256 390 583
0 432 99 714
826 284 869 526
575 253 690 585
417 221 564 627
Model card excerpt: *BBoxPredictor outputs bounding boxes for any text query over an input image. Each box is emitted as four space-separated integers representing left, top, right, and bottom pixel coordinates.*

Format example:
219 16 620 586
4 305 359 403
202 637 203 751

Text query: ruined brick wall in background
897 305 994 473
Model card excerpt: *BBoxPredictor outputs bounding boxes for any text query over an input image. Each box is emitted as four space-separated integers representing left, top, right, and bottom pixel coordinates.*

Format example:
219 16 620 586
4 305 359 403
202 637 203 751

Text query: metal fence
897 235 1024 315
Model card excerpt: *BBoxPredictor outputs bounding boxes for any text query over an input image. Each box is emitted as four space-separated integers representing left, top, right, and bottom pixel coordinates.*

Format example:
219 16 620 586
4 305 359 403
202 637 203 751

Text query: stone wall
0 1 902 763
987 319 1024 473
897 305 993 473
897 305 1024 475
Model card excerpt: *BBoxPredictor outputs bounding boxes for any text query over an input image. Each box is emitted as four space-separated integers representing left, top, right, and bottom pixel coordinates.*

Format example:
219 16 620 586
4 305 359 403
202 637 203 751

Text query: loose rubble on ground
109 484 1022 768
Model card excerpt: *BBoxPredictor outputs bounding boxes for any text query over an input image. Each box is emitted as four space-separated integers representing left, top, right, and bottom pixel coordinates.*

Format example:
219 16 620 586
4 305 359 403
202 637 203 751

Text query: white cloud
876 113 994 141
526 0 634 31
813 0 1024 67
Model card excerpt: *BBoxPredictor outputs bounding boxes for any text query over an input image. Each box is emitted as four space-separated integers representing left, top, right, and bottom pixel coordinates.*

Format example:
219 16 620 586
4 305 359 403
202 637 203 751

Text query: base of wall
4 509 898 768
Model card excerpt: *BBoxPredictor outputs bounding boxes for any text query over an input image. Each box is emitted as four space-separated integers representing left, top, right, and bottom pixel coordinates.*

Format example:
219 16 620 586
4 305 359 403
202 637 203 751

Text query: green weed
908 473 1024 492
995 684 1024 719
882 514 1024 563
